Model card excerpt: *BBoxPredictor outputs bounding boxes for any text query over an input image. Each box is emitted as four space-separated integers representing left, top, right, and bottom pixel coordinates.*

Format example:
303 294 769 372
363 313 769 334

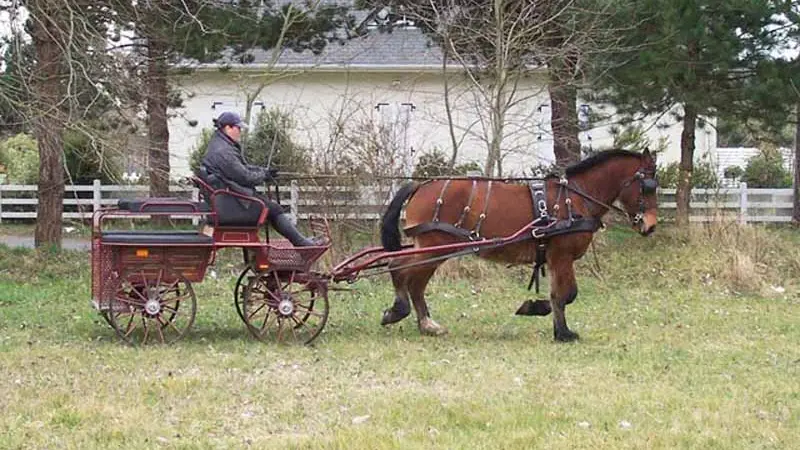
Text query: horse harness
402 167 657 294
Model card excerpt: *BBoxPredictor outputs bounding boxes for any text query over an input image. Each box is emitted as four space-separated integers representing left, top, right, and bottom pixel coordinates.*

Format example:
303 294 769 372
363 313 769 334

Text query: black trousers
253 194 285 222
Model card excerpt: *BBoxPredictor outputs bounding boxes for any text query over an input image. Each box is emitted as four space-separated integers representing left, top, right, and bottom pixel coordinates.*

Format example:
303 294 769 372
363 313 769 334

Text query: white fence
0 180 794 224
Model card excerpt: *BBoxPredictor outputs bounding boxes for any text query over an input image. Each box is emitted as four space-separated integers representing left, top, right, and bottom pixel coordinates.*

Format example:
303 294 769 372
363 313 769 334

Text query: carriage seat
192 167 269 228
100 230 213 245
117 198 210 214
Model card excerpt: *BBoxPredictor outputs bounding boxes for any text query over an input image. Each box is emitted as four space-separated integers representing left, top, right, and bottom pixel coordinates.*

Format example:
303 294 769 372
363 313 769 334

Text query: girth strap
404 221 474 240
527 217 603 293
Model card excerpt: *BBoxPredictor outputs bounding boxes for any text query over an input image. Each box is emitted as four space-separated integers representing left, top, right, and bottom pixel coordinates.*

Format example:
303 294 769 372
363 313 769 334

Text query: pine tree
590 0 782 225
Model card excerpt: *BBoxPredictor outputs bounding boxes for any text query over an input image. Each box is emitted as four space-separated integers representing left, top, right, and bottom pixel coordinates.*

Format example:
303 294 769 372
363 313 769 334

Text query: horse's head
617 149 658 236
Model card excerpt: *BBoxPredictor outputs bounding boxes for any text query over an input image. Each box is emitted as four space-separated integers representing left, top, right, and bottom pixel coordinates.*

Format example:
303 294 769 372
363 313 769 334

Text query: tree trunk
793 103 800 225
676 104 697 227
442 43 460 170
146 37 170 198
30 2 66 249
486 89 506 177
484 0 507 177
549 56 581 170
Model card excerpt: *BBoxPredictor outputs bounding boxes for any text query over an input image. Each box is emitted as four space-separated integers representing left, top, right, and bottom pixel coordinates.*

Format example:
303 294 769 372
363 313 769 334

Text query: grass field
0 222 798 449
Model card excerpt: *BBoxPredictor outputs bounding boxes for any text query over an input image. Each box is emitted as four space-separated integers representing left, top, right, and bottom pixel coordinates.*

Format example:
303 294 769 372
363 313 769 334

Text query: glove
261 167 279 182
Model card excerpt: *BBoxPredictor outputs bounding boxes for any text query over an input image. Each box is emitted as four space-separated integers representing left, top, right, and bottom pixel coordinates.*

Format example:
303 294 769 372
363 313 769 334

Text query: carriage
91 173 332 345
92 149 659 345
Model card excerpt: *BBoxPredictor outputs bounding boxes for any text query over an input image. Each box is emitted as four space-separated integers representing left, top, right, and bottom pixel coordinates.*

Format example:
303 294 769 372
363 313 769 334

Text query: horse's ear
642 147 656 164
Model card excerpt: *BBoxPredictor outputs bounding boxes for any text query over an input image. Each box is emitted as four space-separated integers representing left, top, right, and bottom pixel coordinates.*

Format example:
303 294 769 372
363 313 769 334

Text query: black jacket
201 130 266 197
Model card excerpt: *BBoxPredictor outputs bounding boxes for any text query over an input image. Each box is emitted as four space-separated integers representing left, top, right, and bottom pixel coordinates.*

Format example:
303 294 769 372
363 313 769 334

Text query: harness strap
472 180 493 238
455 179 478 228
529 179 549 221
432 179 451 222
527 217 603 293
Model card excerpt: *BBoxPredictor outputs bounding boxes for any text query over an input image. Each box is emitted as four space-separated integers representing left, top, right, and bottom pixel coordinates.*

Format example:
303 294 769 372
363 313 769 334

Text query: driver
200 111 319 246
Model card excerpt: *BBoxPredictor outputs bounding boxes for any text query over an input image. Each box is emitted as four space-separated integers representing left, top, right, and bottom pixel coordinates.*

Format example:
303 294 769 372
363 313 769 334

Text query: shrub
656 159 719 189
723 165 744 180
188 128 214 174
0 130 122 185
412 147 484 178
412 148 450 177
0 133 39 183
741 146 792 188
454 161 483 175
245 108 311 174
62 128 122 184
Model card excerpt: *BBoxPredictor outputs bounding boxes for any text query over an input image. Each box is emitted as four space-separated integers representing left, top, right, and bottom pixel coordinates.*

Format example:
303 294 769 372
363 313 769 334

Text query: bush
723 165 744 180
0 133 39 183
741 146 792 188
412 148 449 177
62 128 122 184
245 108 310 173
656 159 719 189
0 130 122 185
412 147 484 178
188 128 214 174
454 161 483 175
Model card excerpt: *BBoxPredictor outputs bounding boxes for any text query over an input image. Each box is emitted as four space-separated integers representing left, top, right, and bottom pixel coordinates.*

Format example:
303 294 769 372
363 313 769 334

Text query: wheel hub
144 299 161 315
278 297 294 316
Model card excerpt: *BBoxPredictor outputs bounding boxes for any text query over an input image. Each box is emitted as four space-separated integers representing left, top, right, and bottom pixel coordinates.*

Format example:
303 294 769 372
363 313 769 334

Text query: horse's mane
546 149 642 178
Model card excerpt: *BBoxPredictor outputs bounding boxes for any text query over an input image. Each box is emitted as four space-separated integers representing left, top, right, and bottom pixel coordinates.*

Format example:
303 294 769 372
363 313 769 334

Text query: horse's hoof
381 307 410 326
554 329 580 342
515 299 552 316
419 318 448 336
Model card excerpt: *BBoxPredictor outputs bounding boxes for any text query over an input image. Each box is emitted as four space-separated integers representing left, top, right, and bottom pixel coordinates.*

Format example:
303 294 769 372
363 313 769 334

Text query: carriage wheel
107 268 197 345
241 270 329 345
233 266 255 322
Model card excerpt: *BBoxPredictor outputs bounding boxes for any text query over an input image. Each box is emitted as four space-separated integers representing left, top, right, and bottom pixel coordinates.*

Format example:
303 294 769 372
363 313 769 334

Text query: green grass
0 223 799 449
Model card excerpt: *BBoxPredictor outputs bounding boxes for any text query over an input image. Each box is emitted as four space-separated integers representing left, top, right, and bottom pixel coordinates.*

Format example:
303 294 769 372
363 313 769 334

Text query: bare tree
362 1 624 176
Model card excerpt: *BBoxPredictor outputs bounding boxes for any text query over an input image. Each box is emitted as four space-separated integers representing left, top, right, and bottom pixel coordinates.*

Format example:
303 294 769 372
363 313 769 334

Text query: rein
557 177 631 223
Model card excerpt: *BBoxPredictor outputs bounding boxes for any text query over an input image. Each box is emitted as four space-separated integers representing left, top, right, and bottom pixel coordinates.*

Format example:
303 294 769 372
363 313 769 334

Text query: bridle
621 168 658 225
559 165 658 227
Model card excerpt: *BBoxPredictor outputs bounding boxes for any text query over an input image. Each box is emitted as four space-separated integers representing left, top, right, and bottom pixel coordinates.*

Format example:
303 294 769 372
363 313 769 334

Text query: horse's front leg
549 256 579 342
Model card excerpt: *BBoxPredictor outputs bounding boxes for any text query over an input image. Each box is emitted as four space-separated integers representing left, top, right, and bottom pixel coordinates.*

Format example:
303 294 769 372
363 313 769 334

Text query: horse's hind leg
407 263 447 336
381 257 412 326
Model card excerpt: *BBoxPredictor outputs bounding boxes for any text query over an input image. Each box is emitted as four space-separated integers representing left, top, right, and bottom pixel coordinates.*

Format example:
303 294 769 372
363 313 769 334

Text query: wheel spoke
141 316 150 345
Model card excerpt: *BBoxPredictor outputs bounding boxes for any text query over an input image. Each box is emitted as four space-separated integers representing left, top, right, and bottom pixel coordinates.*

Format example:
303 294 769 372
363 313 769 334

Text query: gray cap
215 111 247 129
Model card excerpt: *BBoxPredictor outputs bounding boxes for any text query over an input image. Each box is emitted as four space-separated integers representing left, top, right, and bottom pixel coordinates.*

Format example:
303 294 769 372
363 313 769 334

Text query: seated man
200 111 318 246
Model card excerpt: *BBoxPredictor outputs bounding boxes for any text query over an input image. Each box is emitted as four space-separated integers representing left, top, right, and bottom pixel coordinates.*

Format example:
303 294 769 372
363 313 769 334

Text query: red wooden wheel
241 270 329 345
107 268 197 345
233 266 254 323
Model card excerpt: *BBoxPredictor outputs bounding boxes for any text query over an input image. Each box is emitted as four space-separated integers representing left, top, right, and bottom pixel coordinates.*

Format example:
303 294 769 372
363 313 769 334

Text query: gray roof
209 27 446 70
180 4 453 71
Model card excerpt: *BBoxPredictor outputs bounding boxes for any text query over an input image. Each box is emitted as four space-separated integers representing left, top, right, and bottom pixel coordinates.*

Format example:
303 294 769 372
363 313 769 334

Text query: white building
167 6 717 178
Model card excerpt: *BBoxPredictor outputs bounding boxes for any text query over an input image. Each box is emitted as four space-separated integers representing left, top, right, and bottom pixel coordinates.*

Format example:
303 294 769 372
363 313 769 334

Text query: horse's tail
381 181 421 251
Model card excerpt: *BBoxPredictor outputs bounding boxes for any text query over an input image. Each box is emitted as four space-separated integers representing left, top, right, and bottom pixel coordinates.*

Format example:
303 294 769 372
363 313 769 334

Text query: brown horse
379 149 658 341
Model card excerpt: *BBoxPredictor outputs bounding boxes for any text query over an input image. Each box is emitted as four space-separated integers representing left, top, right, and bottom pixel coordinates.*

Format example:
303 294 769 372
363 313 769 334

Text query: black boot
271 213 315 247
